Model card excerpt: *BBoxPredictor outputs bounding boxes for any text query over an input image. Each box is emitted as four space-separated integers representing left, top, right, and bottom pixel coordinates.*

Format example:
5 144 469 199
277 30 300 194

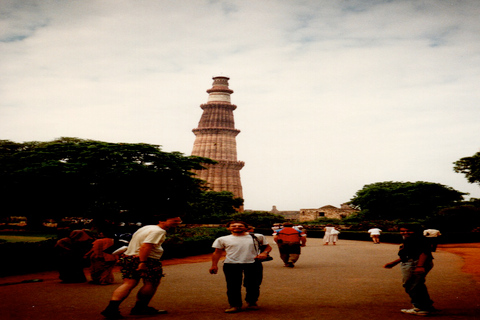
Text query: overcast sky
2 0 480 211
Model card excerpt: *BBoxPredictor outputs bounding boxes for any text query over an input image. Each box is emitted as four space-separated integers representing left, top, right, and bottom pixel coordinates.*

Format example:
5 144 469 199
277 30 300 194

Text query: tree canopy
229 211 286 228
349 181 466 220
186 191 244 223
454 151 480 186
0 138 221 226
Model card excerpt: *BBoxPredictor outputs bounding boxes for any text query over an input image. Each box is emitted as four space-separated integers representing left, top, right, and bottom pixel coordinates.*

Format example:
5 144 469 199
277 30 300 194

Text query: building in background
191 76 244 208
299 203 359 221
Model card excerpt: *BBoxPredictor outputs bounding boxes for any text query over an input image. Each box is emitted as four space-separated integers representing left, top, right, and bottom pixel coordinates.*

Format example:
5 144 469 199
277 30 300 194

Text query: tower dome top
207 75 234 96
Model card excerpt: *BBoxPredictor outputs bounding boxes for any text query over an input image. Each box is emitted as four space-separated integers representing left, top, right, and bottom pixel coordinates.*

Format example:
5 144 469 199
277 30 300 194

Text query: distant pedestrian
271 223 282 235
209 221 272 313
323 225 339 245
295 225 306 234
101 214 183 319
55 230 93 283
423 228 441 252
274 222 306 267
384 224 436 316
368 227 382 244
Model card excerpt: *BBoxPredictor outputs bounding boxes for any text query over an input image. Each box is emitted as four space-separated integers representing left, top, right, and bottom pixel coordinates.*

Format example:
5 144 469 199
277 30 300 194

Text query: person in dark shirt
384 224 436 316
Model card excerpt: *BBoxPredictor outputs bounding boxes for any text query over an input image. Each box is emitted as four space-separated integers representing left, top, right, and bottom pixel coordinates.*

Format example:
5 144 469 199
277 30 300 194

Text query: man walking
209 221 272 313
384 224 436 316
273 222 306 267
101 214 183 319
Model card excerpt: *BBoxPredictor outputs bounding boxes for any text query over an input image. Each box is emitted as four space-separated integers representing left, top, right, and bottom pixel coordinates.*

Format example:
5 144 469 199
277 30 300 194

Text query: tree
349 181 466 220
454 151 480 186
425 205 480 232
0 138 216 227
229 211 286 228
186 191 244 224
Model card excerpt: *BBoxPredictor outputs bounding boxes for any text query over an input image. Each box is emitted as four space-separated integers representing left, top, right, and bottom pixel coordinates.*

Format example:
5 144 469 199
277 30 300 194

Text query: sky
1 0 480 211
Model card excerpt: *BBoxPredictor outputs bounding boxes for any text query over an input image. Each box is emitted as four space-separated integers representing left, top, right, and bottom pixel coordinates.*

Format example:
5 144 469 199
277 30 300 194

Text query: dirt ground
0 239 478 320
165 242 480 283
437 242 480 283
1 242 478 285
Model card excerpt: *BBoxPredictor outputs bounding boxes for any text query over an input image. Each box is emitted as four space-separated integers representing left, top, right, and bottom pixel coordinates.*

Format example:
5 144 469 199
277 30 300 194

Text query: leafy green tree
0 138 215 227
424 205 480 232
229 211 286 228
185 191 243 223
454 151 480 186
349 181 466 220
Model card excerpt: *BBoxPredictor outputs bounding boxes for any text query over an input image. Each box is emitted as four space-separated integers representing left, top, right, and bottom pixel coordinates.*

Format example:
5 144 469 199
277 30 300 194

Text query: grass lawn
0 234 56 243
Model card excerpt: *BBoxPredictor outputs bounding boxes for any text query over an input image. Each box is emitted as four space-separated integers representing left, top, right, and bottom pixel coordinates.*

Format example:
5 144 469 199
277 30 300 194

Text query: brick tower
191 76 244 203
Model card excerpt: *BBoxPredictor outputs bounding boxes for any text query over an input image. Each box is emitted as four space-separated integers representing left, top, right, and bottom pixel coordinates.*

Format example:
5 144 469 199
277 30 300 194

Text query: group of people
211 222 438 316
57 217 438 318
54 228 128 285
102 218 275 317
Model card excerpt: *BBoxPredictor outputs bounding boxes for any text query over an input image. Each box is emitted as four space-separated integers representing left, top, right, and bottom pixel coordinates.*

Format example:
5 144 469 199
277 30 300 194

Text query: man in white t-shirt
101 214 182 319
209 221 272 313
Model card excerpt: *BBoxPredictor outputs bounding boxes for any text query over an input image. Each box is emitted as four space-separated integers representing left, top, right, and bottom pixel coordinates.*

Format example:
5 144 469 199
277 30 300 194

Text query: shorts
119 256 164 283
278 243 301 254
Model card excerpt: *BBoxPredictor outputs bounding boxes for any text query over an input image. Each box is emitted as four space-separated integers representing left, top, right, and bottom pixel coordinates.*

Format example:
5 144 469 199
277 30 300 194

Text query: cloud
1 0 480 210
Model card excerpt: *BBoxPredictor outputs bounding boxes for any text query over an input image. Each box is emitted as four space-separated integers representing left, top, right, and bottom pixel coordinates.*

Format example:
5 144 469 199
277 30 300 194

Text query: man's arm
209 248 225 274
414 252 429 274
255 244 272 260
137 243 155 271
384 258 401 269
300 232 307 246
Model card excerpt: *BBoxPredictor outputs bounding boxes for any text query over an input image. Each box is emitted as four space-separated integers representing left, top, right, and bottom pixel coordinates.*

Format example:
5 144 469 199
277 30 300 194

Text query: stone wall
298 203 358 221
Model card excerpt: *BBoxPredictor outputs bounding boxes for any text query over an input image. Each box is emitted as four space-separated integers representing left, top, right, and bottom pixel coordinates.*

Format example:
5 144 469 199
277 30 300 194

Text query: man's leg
102 278 139 318
130 279 168 315
288 244 301 264
289 254 300 263
401 261 434 311
130 259 167 315
136 279 160 304
244 262 263 307
223 263 243 309
111 278 140 301
278 245 289 264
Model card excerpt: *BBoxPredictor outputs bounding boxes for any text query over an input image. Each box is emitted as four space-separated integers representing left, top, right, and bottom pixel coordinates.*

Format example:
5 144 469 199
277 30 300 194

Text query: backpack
276 227 302 243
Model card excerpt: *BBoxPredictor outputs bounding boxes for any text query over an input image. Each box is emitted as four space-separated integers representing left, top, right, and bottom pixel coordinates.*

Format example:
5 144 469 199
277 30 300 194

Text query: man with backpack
209 221 272 313
273 222 306 268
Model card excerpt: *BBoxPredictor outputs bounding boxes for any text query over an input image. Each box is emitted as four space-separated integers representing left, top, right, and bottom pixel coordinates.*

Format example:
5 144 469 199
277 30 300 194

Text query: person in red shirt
273 222 306 268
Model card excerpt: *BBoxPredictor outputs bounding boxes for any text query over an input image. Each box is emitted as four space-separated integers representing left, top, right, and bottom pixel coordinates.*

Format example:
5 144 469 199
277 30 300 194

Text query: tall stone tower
191 76 244 203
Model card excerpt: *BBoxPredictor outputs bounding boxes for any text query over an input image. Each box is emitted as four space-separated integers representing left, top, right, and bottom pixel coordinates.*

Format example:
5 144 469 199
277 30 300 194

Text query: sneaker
224 307 241 313
413 306 440 313
285 262 295 268
401 308 430 316
130 306 168 315
101 309 124 319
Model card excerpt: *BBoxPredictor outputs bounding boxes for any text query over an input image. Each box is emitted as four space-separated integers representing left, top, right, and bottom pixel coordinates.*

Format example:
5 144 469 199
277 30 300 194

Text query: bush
161 227 228 259
0 239 58 276
1 227 227 277
229 211 285 228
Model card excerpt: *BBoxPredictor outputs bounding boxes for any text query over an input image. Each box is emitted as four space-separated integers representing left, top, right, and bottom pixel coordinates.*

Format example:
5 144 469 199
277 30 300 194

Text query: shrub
0 239 57 276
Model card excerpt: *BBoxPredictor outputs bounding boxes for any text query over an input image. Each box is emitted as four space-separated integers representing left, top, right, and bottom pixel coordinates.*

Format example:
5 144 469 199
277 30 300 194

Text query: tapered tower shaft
191 76 244 202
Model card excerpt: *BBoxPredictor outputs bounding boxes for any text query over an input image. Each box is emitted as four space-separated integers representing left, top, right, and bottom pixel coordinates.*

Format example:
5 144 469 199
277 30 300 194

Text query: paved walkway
1 237 479 320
